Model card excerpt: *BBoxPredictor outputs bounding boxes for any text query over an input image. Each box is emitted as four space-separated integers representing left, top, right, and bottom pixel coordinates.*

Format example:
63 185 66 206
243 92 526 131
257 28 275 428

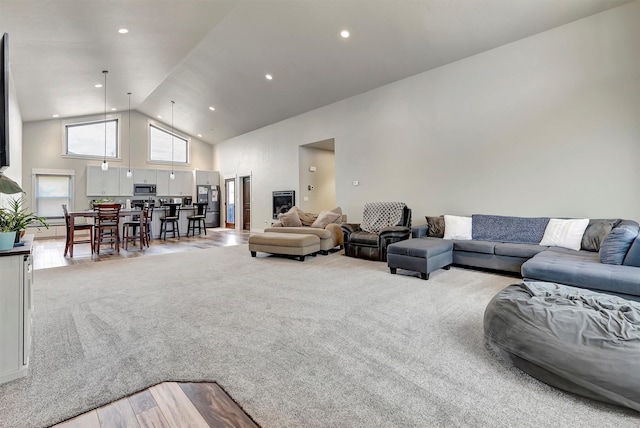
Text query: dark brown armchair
341 202 412 261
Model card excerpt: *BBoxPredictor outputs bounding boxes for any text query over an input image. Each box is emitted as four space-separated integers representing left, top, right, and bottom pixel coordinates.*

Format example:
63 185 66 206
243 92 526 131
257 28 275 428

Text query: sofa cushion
453 239 495 255
425 215 445 238
539 218 589 251
278 210 302 227
599 220 640 265
522 250 640 298
311 210 341 228
472 214 549 244
444 215 472 240
494 243 548 258
581 219 621 252
623 236 640 268
287 206 317 226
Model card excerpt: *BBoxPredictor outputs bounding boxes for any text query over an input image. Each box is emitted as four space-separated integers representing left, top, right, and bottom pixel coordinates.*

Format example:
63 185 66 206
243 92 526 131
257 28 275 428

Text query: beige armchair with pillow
266 206 346 254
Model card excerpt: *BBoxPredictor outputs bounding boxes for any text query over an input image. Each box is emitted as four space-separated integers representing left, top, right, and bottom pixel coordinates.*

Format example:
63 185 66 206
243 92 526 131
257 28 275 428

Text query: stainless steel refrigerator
197 184 220 227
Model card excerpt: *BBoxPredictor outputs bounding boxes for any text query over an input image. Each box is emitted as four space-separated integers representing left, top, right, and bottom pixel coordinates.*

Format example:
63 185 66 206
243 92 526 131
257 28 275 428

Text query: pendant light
170 100 175 180
101 70 109 171
126 92 132 178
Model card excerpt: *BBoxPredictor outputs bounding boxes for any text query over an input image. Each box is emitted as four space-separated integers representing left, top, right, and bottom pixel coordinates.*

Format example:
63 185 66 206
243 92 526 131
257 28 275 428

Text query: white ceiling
0 0 632 145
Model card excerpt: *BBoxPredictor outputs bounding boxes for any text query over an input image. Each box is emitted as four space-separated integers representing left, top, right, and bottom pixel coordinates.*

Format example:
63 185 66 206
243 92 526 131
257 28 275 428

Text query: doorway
224 178 235 229
241 176 251 231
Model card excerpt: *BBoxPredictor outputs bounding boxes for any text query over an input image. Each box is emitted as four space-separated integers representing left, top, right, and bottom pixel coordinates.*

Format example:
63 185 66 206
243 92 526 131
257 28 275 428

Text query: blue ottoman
387 238 453 280
485 282 640 412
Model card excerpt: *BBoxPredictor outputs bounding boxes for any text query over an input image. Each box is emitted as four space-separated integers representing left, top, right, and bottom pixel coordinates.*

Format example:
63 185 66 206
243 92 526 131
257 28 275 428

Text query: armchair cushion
361 202 407 233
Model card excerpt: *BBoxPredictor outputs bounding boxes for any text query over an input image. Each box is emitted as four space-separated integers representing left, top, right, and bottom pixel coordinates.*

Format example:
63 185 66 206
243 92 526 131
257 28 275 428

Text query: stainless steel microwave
133 183 157 196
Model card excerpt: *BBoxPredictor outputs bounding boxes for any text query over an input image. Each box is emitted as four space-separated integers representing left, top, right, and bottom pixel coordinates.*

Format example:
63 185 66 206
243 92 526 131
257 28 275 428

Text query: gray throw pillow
599 220 639 265
425 215 445 238
581 219 621 252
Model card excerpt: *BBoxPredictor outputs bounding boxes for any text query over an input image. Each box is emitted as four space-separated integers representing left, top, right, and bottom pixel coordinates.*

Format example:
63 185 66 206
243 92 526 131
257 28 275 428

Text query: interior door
242 176 250 231
225 178 235 229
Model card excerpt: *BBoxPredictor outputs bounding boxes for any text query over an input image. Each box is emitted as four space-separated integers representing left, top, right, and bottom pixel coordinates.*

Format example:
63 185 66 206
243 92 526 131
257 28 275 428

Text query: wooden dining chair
94 203 121 254
122 205 150 250
62 204 94 257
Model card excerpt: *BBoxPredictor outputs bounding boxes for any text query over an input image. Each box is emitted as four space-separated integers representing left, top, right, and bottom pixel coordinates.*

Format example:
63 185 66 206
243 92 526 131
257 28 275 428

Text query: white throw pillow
540 218 590 251
443 215 472 240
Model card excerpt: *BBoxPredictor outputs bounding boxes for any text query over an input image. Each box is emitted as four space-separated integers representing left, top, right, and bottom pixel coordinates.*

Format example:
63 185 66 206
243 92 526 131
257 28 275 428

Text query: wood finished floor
51 382 259 428
33 228 252 270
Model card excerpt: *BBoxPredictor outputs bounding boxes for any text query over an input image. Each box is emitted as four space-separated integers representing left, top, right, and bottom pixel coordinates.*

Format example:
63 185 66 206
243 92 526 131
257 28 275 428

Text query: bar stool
62 204 93 257
186 203 208 237
160 203 181 240
94 203 121 254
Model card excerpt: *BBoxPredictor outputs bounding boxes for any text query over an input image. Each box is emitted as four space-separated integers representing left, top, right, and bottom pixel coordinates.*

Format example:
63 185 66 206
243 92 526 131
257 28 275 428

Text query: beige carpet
0 245 637 427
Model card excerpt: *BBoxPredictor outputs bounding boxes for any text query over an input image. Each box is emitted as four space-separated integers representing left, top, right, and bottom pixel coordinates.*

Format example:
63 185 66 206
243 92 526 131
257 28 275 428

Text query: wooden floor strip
149 382 210 428
96 397 140 428
54 410 101 428
179 383 258 428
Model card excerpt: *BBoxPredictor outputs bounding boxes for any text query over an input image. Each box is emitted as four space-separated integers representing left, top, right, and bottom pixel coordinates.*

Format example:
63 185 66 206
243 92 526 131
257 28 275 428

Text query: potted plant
1 196 49 244
0 173 23 250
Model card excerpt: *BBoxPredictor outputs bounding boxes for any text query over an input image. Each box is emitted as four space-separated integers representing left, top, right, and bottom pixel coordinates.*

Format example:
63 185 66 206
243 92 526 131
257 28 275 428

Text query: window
149 124 189 163
35 174 72 219
66 119 118 158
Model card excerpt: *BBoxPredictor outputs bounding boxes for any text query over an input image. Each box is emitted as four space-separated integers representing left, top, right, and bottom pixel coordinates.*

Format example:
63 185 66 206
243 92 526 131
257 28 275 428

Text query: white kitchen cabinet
156 170 171 196
195 170 219 186
0 235 33 385
86 165 120 196
119 168 134 196
133 168 157 184
176 171 194 196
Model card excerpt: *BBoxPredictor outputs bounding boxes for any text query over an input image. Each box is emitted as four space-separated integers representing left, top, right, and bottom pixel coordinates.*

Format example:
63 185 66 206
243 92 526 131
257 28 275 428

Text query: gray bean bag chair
484 281 640 412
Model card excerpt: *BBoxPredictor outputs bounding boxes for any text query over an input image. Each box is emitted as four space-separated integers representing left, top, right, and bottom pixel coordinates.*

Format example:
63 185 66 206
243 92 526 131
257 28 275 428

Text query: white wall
22 110 213 211
298 146 335 213
214 2 640 226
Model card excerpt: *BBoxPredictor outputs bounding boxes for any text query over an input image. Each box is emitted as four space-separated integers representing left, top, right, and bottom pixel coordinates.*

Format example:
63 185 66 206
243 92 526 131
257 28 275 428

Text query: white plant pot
0 231 15 251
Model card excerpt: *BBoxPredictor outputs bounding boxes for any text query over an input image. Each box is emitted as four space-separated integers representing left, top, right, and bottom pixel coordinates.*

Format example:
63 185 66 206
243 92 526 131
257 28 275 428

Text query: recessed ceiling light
265 74 273 80
209 106 215 111
157 115 162 119
52 114 59 118
340 30 350 39
197 134 202 138
111 108 117 111
118 28 129 34
94 84 102 88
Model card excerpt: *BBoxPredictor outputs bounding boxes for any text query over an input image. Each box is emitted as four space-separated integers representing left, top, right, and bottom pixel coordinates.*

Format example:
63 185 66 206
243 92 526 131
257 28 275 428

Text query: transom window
66 119 118 158
149 124 189 164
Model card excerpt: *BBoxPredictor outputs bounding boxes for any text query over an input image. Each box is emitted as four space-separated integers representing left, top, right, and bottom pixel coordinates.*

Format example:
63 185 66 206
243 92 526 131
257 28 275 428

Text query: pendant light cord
171 100 175 175
128 92 132 173
103 70 108 164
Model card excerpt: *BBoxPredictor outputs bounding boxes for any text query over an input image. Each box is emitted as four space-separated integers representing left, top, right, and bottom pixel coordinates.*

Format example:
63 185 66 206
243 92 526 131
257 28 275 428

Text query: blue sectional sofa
412 215 640 301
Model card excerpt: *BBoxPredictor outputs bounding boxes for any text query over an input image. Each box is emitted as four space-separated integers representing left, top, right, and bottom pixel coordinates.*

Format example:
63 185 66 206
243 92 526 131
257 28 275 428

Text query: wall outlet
352 180 359 186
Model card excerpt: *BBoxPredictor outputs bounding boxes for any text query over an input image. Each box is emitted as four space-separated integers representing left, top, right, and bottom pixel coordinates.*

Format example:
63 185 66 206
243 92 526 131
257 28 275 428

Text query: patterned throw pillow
425 215 445 238
278 211 302 227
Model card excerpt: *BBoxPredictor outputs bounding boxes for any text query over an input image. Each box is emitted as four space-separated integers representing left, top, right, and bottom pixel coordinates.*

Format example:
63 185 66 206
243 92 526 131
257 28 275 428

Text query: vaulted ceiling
0 0 631 145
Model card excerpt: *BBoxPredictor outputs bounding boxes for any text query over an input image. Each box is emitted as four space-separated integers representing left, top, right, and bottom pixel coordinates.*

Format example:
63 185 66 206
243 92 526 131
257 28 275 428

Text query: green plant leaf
0 173 24 194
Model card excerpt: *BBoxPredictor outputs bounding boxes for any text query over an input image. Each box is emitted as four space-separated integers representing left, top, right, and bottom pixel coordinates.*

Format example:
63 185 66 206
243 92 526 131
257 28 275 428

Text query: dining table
68 208 144 256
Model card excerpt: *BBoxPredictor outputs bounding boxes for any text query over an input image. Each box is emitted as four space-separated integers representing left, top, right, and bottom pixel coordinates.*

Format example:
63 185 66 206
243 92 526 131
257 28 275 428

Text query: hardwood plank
52 410 101 428
149 382 209 428
96 397 140 428
135 407 172 428
129 390 158 415
179 382 258 428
